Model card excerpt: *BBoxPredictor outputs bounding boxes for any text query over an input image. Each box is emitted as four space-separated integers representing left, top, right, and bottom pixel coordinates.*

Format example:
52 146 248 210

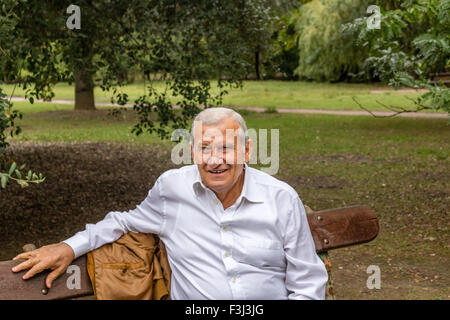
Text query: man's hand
11 242 75 289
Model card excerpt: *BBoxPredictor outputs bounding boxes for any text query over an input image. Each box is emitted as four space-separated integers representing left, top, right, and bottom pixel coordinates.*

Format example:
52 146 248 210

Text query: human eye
224 145 234 151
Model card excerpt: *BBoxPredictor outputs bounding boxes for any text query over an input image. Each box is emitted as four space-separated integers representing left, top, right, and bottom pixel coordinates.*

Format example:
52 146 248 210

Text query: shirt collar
192 167 206 196
240 163 265 203
192 163 264 203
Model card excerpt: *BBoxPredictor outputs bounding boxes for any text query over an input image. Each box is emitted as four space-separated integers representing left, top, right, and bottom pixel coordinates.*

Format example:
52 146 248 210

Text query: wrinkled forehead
192 119 243 145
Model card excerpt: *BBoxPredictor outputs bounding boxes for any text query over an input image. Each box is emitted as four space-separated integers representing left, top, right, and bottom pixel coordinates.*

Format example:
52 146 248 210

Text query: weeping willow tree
294 0 370 81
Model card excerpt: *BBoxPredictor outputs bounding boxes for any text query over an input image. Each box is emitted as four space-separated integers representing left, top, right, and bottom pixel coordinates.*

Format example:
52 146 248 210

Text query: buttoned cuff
62 233 91 259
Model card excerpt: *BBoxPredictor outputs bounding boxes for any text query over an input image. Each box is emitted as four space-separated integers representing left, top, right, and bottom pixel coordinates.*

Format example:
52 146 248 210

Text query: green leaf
15 169 22 179
1 174 7 188
9 162 16 176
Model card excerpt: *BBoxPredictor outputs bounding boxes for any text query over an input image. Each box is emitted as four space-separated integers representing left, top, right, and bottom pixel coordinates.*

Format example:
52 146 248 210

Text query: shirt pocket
92 247 153 300
232 235 285 269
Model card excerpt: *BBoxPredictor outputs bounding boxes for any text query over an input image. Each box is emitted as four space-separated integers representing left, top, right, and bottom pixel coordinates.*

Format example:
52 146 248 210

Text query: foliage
0 3 44 189
0 1 291 189
342 0 450 113
0 161 45 189
0 88 44 189
0 0 293 137
0 88 22 155
293 0 371 82
239 0 302 80
265 5 302 79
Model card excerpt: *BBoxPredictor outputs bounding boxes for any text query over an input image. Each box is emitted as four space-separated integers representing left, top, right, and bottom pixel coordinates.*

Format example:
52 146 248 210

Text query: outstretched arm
11 177 165 288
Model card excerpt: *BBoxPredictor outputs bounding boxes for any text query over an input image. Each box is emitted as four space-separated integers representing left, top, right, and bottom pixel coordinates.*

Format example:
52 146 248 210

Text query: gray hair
190 107 248 145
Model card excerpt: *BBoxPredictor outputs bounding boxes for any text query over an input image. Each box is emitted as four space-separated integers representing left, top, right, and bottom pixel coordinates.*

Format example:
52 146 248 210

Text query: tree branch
352 96 431 118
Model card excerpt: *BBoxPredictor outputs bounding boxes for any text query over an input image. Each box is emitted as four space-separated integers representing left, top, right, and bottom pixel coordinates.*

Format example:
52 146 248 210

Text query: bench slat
0 256 93 300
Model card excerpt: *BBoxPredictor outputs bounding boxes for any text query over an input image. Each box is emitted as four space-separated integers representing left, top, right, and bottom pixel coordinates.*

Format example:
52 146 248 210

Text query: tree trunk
74 68 95 110
255 50 261 80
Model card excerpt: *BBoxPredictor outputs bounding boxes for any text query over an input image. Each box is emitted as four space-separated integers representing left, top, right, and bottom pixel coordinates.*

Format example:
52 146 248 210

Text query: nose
207 156 223 166
205 147 224 166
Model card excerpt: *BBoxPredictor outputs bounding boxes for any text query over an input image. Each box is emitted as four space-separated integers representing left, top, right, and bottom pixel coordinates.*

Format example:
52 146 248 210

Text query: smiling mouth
208 169 228 174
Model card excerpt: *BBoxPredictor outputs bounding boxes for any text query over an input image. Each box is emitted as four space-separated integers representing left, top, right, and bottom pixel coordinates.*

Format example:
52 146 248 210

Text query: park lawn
9 102 166 146
5 101 450 299
1 80 431 112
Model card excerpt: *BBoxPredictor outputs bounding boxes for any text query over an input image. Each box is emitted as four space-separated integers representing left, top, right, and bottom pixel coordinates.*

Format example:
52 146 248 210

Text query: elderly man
12 107 328 300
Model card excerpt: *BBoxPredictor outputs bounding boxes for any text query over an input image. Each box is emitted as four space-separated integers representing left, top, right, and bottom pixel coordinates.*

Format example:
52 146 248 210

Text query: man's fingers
23 262 47 280
13 251 34 261
10 244 73 286
46 267 65 289
11 257 39 273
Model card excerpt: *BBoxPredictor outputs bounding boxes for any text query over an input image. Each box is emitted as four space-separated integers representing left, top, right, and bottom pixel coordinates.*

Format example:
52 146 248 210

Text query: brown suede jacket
86 232 172 300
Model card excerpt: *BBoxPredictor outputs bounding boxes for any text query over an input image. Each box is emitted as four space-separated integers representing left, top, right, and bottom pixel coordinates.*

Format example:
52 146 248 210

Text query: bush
0 87 45 189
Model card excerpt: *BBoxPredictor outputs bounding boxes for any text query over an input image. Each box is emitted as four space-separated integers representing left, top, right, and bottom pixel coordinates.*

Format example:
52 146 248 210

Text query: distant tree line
268 0 449 112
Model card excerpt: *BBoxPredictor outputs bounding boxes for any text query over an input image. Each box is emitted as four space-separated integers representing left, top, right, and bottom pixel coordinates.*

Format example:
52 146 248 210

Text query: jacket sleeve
63 177 165 259
284 195 328 300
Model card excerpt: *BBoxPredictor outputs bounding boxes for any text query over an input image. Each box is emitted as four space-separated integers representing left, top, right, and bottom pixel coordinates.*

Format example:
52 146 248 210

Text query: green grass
11 100 448 156
10 101 167 146
222 81 426 112
2 80 433 112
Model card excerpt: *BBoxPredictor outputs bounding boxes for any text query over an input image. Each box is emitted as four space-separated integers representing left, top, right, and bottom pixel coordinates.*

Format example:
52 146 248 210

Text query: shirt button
231 277 236 283
214 200 219 205
224 252 230 257
222 226 228 231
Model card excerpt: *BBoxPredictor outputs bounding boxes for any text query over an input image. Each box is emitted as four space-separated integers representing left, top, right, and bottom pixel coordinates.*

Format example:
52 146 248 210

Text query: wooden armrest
0 256 93 300
307 205 379 253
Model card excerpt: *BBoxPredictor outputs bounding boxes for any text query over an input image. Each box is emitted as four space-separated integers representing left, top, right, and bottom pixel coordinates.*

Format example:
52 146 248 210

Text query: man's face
191 117 251 195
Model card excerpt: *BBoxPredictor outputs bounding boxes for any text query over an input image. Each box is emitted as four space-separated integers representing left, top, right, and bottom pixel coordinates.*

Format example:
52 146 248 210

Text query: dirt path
10 97 448 119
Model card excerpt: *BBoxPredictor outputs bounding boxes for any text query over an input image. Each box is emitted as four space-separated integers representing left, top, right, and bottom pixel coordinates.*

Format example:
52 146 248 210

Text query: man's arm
284 195 329 300
11 177 165 288
62 177 165 258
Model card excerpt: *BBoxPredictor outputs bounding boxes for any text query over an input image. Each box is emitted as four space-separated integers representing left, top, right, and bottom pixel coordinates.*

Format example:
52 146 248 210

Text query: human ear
245 138 253 163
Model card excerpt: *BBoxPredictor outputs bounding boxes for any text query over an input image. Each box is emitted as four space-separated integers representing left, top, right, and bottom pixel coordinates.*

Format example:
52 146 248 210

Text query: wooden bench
429 72 450 87
0 205 379 300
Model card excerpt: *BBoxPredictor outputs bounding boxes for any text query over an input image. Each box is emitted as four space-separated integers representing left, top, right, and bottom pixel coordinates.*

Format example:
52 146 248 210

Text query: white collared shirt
63 164 328 300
